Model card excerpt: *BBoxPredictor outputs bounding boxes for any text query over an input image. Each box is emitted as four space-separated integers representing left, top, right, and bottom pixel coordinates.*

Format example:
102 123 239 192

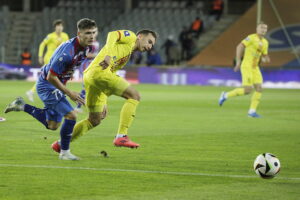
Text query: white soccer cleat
218 91 227 106
4 97 25 113
26 90 34 102
59 151 80 161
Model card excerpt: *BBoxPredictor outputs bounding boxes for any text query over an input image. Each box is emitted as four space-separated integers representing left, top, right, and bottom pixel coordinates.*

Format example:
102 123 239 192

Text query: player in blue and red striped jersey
75 28 100 113
4 18 99 160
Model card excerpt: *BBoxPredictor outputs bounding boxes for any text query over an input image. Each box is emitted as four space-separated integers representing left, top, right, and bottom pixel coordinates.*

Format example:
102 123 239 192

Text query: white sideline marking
0 163 299 181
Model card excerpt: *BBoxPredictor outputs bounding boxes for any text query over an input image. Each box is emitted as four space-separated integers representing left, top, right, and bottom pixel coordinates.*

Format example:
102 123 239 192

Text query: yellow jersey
241 33 269 68
38 32 69 64
88 30 137 73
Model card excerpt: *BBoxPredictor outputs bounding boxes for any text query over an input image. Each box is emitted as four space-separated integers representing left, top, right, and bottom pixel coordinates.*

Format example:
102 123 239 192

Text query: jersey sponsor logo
124 31 130 37
266 24 300 51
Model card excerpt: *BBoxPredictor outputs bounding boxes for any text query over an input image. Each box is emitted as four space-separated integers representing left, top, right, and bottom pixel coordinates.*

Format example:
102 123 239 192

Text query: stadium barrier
1 63 300 89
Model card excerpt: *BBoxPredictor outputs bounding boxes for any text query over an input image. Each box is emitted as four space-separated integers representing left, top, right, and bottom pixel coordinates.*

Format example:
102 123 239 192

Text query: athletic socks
23 104 48 128
60 119 76 150
117 99 139 135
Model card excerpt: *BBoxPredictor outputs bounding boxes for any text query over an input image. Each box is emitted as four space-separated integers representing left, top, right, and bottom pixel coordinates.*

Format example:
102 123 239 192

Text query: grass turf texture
0 80 299 200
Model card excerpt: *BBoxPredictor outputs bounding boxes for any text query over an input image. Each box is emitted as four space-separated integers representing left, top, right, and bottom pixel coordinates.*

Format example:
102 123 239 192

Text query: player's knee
244 87 252 95
89 116 101 127
65 112 77 121
255 87 262 93
47 124 59 130
133 91 141 101
129 90 141 101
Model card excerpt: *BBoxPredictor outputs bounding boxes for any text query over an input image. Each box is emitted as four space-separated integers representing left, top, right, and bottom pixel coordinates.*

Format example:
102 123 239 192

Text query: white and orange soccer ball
254 153 281 179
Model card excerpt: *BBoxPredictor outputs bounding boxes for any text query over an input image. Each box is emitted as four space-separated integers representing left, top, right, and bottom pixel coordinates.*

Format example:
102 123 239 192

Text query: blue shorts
37 78 74 122
44 98 74 122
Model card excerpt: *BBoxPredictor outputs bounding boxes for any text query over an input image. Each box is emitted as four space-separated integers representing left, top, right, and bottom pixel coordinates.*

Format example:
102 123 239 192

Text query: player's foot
218 92 227 106
59 151 80 160
248 112 261 118
113 136 140 148
26 90 34 102
4 97 25 113
51 140 61 153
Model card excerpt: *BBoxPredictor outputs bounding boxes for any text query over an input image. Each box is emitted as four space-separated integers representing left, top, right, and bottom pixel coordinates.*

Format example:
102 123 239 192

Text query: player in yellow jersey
50 29 157 151
26 19 69 102
219 22 270 118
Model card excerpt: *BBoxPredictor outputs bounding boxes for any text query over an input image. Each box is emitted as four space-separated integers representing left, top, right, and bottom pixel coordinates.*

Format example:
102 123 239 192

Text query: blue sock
24 104 48 128
60 119 76 150
76 89 86 109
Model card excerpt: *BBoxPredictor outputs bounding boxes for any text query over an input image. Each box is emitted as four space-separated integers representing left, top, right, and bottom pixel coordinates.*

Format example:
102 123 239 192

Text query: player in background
26 19 69 102
75 28 100 113
5 18 98 160
219 22 270 118
51 29 157 153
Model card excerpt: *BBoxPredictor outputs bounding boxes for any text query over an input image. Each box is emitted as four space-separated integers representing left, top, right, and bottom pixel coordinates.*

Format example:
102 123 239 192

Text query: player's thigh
253 68 263 85
89 70 130 97
241 67 253 86
109 74 130 97
85 83 107 113
45 97 75 122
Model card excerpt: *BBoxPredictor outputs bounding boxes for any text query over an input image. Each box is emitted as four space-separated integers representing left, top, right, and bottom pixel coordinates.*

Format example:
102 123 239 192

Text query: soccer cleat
4 97 25 113
26 90 34 102
248 112 261 118
59 151 80 160
218 92 227 106
51 140 61 153
113 136 140 148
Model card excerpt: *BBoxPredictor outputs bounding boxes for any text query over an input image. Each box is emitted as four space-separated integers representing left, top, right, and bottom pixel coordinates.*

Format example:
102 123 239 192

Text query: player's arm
100 31 120 68
234 43 245 72
261 42 270 63
99 93 108 120
38 35 50 65
100 30 135 69
46 72 85 105
47 54 84 105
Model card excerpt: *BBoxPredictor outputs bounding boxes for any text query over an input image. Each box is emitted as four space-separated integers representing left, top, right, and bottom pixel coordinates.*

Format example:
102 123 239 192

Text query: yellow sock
250 92 262 111
71 119 94 142
227 88 245 98
30 83 37 93
117 99 139 135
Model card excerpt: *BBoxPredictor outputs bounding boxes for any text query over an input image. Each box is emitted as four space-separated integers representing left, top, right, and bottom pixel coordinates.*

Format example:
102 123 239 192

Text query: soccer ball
253 153 281 179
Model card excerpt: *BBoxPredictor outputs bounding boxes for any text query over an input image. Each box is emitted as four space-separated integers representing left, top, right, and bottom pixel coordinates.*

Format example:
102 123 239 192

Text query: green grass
0 80 299 200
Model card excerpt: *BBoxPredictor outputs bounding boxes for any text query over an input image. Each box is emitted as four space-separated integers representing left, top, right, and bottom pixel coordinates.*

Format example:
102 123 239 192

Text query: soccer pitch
0 80 299 200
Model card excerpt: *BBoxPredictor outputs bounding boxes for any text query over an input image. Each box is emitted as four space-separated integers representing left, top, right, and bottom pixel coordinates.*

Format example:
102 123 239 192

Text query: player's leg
51 98 79 160
248 68 263 118
219 67 253 106
71 75 107 142
26 83 36 102
4 96 49 128
113 78 140 148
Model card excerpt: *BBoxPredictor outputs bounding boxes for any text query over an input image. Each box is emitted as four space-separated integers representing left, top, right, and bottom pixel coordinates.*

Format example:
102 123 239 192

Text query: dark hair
136 29 158 40
53 19 63 28
77 18 97 30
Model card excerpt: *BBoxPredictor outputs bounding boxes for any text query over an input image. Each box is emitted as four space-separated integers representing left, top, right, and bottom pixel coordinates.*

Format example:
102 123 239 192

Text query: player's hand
67 91 85 105
101 104 108 120
38 57 44 65
99 55 111 69
261 55 271 63
234 63 241 72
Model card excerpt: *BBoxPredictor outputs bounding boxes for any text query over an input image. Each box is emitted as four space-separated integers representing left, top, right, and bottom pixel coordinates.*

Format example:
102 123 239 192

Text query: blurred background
0 0 299 88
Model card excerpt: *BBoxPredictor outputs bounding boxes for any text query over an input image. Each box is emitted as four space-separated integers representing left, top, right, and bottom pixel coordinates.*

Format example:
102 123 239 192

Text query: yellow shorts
241 66 263 86
83 67 130 112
